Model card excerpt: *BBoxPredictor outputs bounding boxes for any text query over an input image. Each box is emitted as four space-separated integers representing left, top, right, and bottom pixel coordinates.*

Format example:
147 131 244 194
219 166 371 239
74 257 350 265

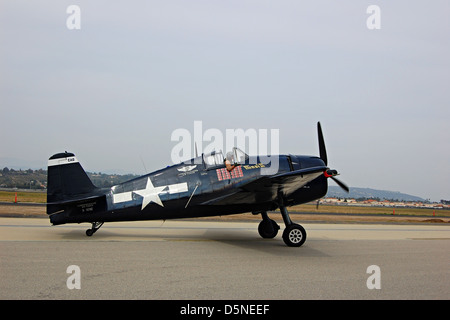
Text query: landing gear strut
279 206 307 247
86 222 104 236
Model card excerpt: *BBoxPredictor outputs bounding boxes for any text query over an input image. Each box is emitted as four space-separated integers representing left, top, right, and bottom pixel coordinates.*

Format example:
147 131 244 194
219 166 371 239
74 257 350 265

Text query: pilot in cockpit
224 151 237 172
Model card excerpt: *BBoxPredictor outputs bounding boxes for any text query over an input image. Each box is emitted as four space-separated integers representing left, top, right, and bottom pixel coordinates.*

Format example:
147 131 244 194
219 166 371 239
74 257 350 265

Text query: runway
0 217 449 300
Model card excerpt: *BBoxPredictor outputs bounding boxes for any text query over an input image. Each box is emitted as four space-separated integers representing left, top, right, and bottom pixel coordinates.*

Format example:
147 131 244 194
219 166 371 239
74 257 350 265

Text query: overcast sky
1 1 449 201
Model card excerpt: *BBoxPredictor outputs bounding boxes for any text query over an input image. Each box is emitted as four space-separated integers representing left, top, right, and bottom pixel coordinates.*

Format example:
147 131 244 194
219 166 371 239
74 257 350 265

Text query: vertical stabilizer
47 152 98 214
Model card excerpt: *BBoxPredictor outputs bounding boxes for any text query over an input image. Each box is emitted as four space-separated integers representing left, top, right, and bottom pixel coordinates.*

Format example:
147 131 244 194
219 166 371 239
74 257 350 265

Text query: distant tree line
1 167 47 189
87 172 139 188
0 167 138 189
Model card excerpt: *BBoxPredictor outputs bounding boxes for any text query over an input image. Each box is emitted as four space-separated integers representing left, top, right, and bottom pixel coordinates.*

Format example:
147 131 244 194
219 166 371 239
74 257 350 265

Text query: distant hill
326 186 425 202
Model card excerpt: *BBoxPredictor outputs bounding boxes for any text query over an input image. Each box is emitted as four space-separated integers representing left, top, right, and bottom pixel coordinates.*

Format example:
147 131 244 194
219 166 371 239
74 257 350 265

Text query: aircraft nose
302 156 326 168
290 155 326 170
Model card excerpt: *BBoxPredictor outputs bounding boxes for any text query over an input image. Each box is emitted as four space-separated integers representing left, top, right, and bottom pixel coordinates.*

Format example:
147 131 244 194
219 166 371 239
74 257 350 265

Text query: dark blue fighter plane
46 122 348 247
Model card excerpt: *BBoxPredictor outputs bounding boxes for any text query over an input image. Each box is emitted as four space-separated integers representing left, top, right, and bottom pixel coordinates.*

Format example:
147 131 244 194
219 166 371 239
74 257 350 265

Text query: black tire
258 219 280 239
86 229 94 237
282 224 306 247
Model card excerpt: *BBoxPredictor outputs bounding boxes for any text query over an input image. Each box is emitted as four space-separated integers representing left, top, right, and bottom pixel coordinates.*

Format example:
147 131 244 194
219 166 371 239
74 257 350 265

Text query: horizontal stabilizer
47 193 107 215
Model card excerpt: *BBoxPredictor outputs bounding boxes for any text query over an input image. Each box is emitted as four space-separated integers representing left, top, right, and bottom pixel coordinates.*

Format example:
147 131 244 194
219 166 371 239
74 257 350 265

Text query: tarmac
0 217 449 300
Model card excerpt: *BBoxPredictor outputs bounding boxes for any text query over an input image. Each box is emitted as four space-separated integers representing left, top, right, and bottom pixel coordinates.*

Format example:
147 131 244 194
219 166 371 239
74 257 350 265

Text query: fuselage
49 153 327 225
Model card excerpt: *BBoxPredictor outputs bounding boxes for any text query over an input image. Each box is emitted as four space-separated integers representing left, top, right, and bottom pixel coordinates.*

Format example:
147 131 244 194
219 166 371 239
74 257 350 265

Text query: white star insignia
133 177 166 210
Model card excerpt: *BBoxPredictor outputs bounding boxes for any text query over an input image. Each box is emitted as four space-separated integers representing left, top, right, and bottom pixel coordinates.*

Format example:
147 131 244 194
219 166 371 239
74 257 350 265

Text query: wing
201 166 327 205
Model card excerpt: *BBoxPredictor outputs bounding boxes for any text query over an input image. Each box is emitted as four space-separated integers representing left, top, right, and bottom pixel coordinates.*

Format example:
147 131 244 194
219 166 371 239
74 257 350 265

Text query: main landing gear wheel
278 203 307 247
258 219 280 239
282 224 306 247
86 222 104 236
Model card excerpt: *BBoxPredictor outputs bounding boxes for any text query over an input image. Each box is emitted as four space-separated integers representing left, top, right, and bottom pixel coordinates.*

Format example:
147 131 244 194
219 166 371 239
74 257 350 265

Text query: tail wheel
86 222 104 237
282 224 306 247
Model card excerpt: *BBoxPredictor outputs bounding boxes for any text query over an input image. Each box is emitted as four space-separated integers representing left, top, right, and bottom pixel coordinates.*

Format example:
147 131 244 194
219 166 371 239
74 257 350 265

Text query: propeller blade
331 176 350 193
317 122 328 166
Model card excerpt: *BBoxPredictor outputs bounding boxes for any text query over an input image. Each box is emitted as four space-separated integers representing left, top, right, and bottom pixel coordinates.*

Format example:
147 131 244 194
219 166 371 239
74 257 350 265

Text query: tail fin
47 152 98 214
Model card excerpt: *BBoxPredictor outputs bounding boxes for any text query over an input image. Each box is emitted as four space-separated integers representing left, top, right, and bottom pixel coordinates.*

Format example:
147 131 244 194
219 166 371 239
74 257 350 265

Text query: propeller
317 122 328 166
317 122 349 193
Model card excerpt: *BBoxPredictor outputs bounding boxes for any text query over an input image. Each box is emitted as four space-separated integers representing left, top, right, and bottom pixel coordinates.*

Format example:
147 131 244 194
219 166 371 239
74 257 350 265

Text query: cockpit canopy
202 147 249 170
